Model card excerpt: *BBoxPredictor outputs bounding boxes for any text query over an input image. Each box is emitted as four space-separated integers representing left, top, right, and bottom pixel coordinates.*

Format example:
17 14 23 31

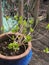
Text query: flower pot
0 32 32 65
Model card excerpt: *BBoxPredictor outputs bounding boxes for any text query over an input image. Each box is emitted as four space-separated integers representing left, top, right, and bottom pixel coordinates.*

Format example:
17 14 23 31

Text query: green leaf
18 16 23 25
22 28 27 34
8 42 19 51
43 47 49 53
46 24 49 30
5 16 10 20
1 26 4 32
14 14 18 20
24 35 32 42
8 43 13 49
11 35 15 40
30 28 34 33
23 20 27 27
18 20 23 25
12 25 19 33
19 16 23 21
45 48 48 52
29 18 34 24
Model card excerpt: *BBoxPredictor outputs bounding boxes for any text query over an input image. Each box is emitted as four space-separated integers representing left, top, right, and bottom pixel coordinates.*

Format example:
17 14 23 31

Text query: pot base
0 50 32 65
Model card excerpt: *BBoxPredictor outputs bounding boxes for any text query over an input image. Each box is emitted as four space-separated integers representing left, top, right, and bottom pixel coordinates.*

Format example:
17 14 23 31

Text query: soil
0 34 28 56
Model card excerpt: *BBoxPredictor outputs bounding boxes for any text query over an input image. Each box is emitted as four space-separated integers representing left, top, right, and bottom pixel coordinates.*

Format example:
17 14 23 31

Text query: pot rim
0 32 32 60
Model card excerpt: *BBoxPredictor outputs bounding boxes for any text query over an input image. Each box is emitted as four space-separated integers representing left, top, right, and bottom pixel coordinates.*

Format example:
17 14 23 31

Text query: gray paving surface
29 21 49 65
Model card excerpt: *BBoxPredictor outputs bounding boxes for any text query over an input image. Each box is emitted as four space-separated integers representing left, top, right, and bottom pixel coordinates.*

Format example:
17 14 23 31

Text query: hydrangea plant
1 14 34 51
1 14 49 53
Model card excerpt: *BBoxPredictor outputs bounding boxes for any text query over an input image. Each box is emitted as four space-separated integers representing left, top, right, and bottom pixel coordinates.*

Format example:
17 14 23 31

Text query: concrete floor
29 21 49 65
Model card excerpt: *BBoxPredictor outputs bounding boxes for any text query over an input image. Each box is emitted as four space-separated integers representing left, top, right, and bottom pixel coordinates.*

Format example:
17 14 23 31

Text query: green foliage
8 42 19 51
14 14 19 21
24 35 32 42
22 28 27 34
12 24 19 33
4 15 35 46
23 20 27 27
11 15 34 36
43 47 49 53
2 10 49 54
30 27 34 33
5 16 10 20
18 20 22 25
18 16 23 25
1 26 4 32
11 35 15 40
19 16 23 21
29 18 34 24
46 24 49 30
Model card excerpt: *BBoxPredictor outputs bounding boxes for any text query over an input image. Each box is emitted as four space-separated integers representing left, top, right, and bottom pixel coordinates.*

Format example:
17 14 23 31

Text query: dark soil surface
0 34 27 56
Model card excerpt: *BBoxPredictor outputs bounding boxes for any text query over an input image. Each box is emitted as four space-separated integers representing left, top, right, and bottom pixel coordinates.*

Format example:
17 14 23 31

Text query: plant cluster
1 14 49 53
1 14 34 52
43 47 49 53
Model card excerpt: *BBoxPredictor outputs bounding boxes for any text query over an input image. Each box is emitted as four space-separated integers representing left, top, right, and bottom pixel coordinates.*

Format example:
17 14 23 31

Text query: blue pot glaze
0 50 32 65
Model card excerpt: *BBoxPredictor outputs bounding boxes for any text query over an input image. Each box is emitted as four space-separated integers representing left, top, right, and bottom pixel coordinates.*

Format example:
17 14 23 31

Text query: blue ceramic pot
0 50 32 65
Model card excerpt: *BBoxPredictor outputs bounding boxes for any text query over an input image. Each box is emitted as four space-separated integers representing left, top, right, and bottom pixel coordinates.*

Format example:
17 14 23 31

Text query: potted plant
0 15 34 65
